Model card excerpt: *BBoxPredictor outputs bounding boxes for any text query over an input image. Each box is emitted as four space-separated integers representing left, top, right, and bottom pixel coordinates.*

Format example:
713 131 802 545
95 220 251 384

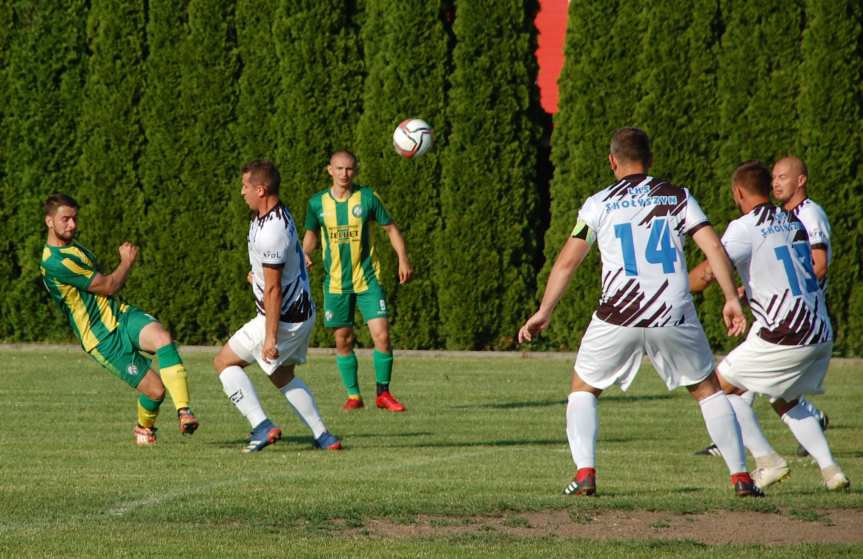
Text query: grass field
1 347 861 557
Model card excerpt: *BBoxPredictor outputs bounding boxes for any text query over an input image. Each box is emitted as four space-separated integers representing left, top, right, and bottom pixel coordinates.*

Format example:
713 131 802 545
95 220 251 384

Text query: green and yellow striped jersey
40 242 128 352
304 185 392 294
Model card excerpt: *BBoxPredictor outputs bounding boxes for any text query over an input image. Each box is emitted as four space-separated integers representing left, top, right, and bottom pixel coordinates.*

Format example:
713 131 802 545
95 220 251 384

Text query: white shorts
574 314 714 391
227 313 315 375
717 334 832 401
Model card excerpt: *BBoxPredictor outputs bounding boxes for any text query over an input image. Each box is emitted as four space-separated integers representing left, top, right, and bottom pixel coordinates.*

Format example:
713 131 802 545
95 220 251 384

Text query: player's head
44 192 79 244
731 160 771 212
771 156 808 208
328 150 357 189
241 160 280 212
609 128 652 177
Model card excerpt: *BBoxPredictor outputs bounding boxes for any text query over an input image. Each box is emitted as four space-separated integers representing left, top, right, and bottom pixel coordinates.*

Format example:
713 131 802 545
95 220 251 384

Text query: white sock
727 394 776 459
219 366 267 429
740 390 756 407
782 402 835 469
798 396 826 426
566 391 598 469
698 391 746 475
280 377 327 438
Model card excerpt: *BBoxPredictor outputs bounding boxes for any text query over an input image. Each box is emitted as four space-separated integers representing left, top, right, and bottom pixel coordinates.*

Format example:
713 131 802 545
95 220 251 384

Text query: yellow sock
137 399 159 428
161 365 190 410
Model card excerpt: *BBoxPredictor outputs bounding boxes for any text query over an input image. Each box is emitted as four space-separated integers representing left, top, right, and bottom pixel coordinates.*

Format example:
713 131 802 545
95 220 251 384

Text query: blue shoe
243 419 281 453
313 431 342 450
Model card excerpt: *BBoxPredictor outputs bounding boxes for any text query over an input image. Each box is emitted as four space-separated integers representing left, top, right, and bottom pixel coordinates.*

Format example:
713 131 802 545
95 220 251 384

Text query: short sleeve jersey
576 174 709 327
304 185 392 294
790 198 831 289
721 204 831 345
248 203 314 322
40 242 128 351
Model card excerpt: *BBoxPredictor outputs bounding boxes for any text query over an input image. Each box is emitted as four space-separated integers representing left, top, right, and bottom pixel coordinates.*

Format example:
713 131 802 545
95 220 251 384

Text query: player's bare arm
87 242 138 297
691 226 746 337
688 259 715 293
518 236 591 343
811 247 828 280
381 223 413 284
262 264 283 363
302 230 318 271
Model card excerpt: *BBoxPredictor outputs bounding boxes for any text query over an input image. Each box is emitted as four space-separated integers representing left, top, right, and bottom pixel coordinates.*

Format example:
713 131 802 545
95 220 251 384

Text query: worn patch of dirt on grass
350 509 863 544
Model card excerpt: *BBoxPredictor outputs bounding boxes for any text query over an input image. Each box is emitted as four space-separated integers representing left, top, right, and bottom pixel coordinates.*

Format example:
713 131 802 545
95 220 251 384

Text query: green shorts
88 305 157 389
322 286 388 328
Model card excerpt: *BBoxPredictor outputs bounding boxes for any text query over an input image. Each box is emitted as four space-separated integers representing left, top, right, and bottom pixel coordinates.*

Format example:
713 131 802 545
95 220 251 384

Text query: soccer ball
392 118 433 158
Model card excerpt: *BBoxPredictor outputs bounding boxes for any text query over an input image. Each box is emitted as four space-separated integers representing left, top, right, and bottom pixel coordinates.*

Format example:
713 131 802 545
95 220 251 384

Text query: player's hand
118 242 138 265
262 337 279 363
518 310 551 343
303 251 313 271
398 258 413 284
247 271 253 285
722 298 747 337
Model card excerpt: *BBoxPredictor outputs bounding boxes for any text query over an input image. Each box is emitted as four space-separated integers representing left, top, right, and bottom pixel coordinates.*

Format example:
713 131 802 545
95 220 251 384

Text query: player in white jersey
518 128 761 497
689 161 848 491
694 156 831 458
213 160 342 452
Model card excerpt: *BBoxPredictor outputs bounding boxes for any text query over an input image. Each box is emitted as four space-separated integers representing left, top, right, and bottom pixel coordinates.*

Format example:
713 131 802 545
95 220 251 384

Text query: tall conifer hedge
272 0 364 347
438 0 544 349
0 1 88 341
798 0 863 355
353 1 449 348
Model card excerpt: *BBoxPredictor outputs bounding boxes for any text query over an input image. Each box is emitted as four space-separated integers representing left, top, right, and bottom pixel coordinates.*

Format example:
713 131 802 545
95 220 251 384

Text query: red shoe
563 467 596 496
178 408 199 435
133 425 157 446
341 397 365 411
375 391 406 412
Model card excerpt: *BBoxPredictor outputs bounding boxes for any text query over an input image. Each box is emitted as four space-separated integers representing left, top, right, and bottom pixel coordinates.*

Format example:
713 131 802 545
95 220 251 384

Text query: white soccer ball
393 118 433 158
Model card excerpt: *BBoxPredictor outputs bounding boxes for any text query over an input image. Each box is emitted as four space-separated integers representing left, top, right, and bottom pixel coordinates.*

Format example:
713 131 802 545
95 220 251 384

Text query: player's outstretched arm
302 230 318 271
87 242 138 296
518 237 591 343
691 226 746 336
381 223 413 284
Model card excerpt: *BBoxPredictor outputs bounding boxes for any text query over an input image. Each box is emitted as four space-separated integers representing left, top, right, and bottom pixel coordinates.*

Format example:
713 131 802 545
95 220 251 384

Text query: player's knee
144 382 165 402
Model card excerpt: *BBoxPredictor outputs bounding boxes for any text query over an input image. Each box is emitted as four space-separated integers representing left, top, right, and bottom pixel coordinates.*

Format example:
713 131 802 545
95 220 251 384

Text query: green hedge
1 2 861 354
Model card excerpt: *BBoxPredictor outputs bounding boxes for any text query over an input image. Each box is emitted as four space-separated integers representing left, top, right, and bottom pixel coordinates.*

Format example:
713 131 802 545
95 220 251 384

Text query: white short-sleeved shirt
248 203 314 322
722 204 831 346
790 198 831 289
576 174 709 327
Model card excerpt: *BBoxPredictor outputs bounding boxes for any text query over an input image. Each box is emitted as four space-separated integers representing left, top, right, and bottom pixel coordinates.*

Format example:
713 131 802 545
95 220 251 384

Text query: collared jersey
722 204 832 346
41 242 128 352
248 202 314 323
576 174 709 327
304 185 391 294
790 198 831 290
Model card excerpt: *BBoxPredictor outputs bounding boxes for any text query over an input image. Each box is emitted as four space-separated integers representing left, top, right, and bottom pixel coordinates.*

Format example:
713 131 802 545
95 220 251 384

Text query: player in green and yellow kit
303 150 413 412
40 193 198 445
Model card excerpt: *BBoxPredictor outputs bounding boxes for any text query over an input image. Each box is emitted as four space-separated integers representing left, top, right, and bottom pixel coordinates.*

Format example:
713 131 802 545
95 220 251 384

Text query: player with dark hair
302 150 413 413
41 193 198 446
518 128 761 497
213 160 341 452
694 155 831 459
688 161 848 491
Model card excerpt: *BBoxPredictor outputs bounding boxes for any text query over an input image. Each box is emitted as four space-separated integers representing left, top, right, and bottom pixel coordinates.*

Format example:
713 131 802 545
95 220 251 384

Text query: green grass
0 348 860 557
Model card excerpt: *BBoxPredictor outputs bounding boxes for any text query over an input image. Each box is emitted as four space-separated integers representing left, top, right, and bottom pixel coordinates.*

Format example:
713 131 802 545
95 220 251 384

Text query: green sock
373 350 393 387
336 352 360 397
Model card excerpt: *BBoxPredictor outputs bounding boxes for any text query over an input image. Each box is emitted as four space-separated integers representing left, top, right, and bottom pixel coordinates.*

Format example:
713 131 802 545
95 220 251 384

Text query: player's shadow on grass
450 399 565 410
600 394 673 402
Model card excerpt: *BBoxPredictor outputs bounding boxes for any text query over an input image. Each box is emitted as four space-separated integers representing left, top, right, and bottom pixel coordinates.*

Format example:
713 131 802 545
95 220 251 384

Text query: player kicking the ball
41 193 198 446
688 161 848 491
518 128 761 497
213 160 341 453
